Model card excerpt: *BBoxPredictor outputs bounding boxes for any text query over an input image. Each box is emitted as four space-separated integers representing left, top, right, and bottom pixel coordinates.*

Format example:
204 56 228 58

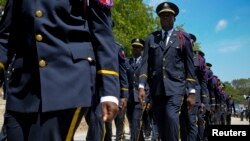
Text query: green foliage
231 78 250 102
223 82 243 103
223 78 250 104
112 0 157 57
193 42 201 51
0 0 6 6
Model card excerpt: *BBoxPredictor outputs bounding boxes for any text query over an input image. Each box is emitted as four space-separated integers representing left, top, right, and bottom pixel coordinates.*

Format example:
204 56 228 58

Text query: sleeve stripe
97 70 119 76
0 62 5 70
186 78 196 82
121 88 129 91
139 74 147 78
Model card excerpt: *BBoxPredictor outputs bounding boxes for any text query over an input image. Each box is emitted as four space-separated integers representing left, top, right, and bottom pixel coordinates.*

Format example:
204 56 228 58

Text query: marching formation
0 0 238 141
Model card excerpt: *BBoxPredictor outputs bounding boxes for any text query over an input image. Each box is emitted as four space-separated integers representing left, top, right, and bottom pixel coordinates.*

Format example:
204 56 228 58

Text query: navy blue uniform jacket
126 57 143 103
117 43 128 102
193 53 209 105
139 30 196 96
0 0 120 112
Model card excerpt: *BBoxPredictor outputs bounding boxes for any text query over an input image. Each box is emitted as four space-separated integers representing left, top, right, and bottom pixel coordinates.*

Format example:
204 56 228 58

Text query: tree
112 0 157 56
231 78 250 100
0 0 6 6
223 82 243 103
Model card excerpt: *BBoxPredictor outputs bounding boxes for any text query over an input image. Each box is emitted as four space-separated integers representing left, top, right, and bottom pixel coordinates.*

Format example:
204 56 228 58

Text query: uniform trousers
6 107 87 141
152 94 183 141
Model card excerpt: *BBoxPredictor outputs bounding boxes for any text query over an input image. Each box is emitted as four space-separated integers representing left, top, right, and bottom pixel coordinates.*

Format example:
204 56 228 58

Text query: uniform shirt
162 28 174 45
134 56 141 64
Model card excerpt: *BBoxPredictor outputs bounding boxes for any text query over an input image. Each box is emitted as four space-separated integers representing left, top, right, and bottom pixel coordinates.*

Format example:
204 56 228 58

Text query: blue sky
143 0 250 82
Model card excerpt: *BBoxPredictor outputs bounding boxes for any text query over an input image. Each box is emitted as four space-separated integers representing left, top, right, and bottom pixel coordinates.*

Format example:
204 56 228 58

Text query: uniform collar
162 28 174 37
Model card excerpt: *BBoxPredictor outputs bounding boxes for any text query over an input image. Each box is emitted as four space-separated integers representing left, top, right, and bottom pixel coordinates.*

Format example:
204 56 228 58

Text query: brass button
35 10 43 17
163 76 166 79
162 58 166 61
39 60 46 68
162 66 165 69
36 34 43 42
87 57 93 62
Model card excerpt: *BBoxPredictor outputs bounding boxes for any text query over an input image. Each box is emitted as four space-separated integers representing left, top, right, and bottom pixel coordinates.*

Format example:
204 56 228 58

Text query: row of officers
83 1 237 141
0 0 236 141
83 37 236 141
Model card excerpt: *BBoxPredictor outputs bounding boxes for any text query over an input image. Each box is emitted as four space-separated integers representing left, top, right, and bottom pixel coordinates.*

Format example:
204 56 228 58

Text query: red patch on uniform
119 50 125 59
95 0 114 8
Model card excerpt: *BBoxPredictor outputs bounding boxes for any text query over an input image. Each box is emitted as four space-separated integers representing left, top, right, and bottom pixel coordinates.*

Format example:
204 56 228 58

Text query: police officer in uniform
225 93 235 125
212 76 222 124
0 0 120 140
180 34 209 141
126 38 146 141
205 63 217 124
86 41 128 141
138 2 196 141
196 50 209 141
104 43 129 141
114 43 129 141
217 81 227 125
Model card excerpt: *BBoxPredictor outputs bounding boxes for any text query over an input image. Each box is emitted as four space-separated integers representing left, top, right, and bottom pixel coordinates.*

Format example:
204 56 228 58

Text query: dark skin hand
138 88 146 107
146 103 152 112
119 98 128 114
187 94 196 112
200 103 206 112
102 102 119 122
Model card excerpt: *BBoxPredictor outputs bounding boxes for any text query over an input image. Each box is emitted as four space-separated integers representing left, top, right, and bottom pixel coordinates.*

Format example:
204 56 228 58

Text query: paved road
74 117 249 141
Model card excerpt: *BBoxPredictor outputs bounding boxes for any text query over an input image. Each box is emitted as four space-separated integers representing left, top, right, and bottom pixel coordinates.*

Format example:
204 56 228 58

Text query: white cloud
217 39 244 53
215 19 228 32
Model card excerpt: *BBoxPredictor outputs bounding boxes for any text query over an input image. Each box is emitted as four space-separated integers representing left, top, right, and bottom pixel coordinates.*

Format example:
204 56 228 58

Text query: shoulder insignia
95 0 114 8
119 49 126 59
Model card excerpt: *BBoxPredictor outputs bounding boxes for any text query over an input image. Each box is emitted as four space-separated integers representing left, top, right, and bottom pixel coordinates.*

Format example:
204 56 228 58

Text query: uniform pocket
69 42 95 63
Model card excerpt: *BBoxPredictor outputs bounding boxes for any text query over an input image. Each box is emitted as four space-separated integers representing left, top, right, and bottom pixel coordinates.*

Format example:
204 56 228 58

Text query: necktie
163 32 168 45
163 32 168 41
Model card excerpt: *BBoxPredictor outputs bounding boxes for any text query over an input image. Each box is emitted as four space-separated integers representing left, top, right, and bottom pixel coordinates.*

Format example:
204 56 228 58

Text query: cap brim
132 42 144 47
158 9 175 15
